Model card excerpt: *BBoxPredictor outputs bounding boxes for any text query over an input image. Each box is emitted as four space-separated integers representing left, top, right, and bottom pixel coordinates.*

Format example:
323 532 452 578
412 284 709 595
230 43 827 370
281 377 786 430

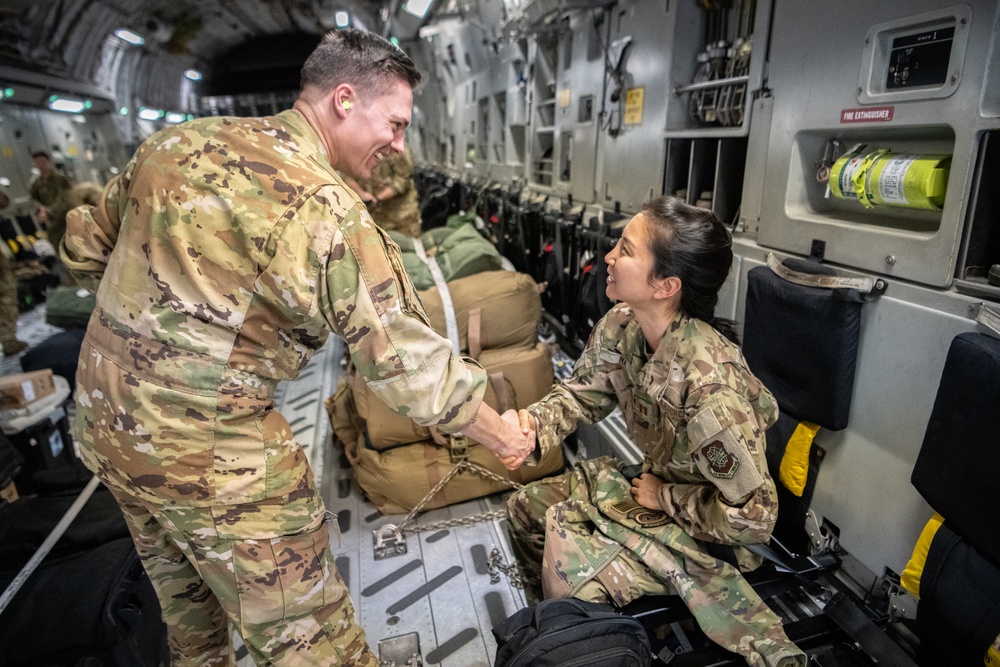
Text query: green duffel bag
396 224 503 290
45 287 96 329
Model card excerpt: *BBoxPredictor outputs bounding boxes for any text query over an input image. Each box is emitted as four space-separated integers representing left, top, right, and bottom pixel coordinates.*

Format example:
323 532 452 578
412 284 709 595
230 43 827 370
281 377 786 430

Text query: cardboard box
0 481 18 503
0 369 56 409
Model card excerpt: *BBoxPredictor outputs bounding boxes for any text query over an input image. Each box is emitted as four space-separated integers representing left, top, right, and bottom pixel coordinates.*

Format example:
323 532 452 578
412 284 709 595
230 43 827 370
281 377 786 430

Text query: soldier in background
507 196 806 667
45 181 103 286
28 151 73 225
343 146 422 237
63 28 534 667
0 191 28 357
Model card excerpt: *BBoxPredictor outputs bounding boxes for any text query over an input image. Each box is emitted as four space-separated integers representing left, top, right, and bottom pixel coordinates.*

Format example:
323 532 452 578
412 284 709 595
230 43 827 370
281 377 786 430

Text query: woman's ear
653 276 682 300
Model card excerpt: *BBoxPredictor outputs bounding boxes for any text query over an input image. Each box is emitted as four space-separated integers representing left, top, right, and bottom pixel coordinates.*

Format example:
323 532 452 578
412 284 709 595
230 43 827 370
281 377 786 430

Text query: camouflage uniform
507 304 805 667
0 250 24 355
29 169 73 208
350 148 421 237
63 110 487 666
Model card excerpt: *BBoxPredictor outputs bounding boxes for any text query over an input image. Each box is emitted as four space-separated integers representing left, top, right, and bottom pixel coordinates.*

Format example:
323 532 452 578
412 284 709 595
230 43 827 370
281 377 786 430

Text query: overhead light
138 107 162 121
165 112 186 124
2 87 13 98
49 97 87 113
403 0 433 19
119 106 129 115
335 11 350 27
184 69 202 81
114 28 145 46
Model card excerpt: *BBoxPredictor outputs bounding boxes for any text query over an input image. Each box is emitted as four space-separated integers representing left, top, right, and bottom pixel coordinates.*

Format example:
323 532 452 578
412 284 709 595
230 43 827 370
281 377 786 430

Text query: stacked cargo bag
0 372 88 495
389 223 503 290
44 286 97 329
0 486 167 666
326 266 564 514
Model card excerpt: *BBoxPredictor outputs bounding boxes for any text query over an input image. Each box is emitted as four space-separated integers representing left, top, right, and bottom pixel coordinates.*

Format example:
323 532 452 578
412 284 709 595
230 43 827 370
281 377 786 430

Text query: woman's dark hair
640 195 739 344
300 28 422 98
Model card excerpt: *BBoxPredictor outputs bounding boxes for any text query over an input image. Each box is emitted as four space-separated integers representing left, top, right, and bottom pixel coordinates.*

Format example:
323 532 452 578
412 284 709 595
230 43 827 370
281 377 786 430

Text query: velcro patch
701 440 740 479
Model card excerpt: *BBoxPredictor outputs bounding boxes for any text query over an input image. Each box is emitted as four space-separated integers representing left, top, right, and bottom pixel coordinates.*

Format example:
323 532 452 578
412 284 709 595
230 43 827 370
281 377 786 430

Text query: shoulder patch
701 440 740 479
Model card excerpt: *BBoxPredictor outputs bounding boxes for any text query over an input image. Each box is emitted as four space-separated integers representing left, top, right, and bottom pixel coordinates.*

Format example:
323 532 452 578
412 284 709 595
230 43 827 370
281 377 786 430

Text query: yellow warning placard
624 87 644 125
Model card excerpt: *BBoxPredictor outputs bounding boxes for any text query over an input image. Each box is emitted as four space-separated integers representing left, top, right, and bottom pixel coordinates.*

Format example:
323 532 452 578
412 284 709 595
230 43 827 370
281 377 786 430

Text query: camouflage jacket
351 147 420 235
529 304 779 561
29 171 73 207
62 109 486 512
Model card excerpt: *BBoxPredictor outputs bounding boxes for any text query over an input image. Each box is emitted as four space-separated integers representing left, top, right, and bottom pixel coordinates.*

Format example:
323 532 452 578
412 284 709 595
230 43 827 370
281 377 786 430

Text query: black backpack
493 598 653 667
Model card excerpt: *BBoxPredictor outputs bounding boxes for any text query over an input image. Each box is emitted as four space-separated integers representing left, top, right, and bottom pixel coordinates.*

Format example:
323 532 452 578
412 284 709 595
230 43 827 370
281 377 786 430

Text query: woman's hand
630 473 665 510
495 409 535 470
517 409 536 435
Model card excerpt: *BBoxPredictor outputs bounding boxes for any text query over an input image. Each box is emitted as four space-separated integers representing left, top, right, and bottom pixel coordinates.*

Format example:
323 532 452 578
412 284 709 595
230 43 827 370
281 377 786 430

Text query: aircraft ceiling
0 0 427 105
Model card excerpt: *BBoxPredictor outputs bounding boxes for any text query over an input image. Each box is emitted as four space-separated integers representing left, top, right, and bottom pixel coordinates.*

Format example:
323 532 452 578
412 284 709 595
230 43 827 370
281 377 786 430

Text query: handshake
494 409 538 471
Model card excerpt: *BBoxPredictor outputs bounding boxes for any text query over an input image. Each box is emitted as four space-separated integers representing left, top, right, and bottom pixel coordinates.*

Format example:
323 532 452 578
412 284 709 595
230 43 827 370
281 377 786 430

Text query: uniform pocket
232 514 331 631
375 226 431 326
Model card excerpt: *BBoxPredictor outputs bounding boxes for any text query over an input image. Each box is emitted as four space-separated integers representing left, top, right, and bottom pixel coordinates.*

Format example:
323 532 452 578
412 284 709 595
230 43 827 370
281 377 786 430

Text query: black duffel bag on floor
493 598 653 667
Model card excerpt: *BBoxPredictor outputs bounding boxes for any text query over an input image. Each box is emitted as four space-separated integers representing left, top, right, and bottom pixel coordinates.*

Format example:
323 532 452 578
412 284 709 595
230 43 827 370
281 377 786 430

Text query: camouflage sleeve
386 150 414 197
527 317 619 457
657 386 777 545
60 155 133 292
314 193 487 433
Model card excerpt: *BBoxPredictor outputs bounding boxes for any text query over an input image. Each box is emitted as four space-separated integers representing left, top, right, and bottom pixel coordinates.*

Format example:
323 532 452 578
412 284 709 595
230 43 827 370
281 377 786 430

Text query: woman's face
604 213 661 306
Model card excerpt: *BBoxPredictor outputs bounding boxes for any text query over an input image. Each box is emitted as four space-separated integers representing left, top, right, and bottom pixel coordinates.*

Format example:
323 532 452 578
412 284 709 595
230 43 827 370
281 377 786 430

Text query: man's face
341 78 412 180
32 156 53 176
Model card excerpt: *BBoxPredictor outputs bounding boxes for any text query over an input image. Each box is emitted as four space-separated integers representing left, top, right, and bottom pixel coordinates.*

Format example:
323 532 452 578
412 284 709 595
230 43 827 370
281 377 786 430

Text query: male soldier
343 146 421 237
0 191 28 356
28 151 73 223
62 28 534 667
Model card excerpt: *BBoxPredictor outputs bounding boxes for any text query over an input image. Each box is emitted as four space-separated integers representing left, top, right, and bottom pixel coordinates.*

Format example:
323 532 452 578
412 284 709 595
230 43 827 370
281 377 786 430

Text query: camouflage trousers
507 458 806 667
0 252 19 345
108 486 378 667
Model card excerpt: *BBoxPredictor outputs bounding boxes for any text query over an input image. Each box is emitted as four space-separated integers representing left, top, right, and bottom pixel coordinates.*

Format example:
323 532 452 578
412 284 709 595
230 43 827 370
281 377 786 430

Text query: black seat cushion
915 522 1000 667
764 412 823 556
911 332 1000 567
743 262 864 431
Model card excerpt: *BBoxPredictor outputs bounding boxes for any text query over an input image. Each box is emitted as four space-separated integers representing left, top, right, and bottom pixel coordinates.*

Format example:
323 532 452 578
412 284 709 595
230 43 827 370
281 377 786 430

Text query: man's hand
495 409 535 470
630 473 665 510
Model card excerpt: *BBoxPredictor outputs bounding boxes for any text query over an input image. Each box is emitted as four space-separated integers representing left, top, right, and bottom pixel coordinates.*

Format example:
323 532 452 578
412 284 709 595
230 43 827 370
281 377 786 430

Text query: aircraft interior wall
2 0 1000 645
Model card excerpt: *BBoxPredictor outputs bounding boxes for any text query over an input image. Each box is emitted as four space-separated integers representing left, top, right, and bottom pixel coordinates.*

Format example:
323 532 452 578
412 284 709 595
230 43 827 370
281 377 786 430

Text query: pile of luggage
327 224 564 515
0 373 167 665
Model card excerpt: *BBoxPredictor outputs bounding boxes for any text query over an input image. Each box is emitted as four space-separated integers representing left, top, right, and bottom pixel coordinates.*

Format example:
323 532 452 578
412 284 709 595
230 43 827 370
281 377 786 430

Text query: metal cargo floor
235 337 527 666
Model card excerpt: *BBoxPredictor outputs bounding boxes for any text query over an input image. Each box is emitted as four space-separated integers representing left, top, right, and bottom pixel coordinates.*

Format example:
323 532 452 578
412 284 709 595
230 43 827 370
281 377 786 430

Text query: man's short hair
31 151 51 160
300 28 422 100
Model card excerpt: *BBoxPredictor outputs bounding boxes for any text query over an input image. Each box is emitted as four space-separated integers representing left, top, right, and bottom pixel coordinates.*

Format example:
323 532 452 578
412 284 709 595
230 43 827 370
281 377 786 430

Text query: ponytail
640 196 740 345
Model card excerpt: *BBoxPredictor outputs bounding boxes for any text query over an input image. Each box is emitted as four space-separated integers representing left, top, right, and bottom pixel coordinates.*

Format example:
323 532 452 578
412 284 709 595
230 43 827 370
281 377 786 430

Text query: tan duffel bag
353 343 555 450
419 270 542 355
327 383 565 514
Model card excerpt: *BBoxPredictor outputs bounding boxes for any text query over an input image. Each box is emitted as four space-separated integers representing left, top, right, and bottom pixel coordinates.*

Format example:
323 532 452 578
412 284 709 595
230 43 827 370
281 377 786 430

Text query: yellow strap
900 512 944 599
986 643 1000 667
778 420 820 497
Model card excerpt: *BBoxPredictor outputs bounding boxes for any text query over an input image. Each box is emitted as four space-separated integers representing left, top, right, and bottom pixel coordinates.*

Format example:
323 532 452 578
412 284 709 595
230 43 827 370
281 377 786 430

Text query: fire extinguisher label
877 154 918 206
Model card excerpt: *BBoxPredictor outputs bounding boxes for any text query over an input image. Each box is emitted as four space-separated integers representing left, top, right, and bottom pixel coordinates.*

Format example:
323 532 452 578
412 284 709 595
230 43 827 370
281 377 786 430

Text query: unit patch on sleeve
702 440 740 479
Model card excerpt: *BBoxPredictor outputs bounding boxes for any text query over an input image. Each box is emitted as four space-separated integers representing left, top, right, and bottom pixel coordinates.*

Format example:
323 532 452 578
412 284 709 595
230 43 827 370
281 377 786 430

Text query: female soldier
506 195 805 667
